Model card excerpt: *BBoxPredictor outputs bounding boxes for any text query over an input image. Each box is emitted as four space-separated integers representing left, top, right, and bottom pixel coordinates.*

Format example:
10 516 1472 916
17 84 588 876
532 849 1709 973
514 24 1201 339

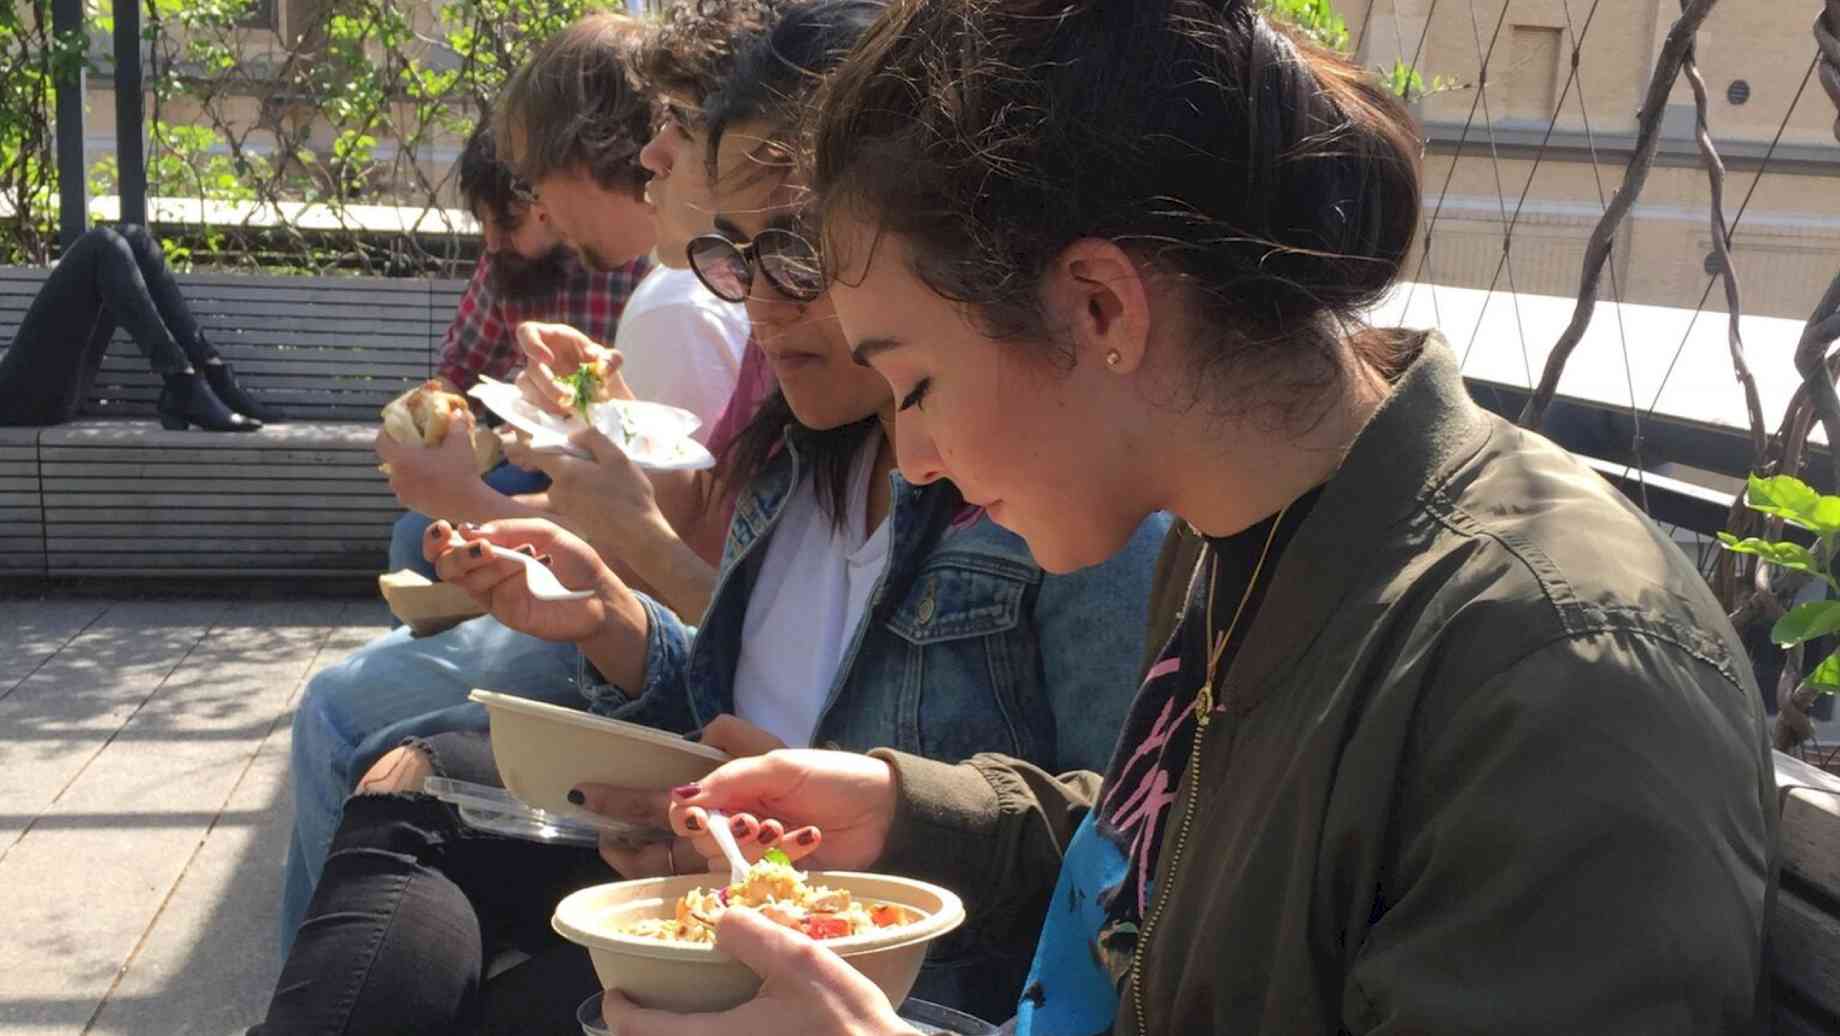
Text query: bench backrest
1772 750 1840 1033
1 267 467 422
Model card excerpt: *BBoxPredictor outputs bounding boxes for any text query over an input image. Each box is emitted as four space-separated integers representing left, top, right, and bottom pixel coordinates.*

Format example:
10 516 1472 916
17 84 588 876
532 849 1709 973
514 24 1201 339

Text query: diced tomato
803 915 852 940
870 904 907 928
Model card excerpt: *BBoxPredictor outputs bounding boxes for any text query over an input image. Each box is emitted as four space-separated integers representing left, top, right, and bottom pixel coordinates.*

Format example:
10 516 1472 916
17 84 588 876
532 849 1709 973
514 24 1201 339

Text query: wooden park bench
1772 750 1840 1034
0 266 465 578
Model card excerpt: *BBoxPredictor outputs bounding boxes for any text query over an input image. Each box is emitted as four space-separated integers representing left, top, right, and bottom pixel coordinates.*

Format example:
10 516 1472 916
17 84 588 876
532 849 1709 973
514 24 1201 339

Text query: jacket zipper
1129 685 1214 1036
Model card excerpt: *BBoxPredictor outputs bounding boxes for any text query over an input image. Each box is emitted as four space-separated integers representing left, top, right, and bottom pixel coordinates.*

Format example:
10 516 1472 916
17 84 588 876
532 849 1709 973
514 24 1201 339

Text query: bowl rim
552 871 967 963
468 689 731 764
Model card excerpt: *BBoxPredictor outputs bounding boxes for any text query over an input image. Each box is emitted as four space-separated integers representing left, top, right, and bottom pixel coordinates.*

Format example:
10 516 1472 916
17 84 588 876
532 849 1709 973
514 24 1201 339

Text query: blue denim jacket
577 430 1168 1020
582 431 1167 776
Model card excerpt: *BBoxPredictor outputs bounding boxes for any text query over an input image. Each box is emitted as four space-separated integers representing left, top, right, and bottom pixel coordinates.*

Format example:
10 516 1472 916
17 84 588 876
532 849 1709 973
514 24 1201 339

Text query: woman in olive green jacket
603 2 1776 1034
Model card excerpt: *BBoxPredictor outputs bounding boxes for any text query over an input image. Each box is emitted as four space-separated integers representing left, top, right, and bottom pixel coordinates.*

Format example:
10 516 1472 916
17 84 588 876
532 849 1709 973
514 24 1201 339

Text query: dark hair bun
813 0 1421 361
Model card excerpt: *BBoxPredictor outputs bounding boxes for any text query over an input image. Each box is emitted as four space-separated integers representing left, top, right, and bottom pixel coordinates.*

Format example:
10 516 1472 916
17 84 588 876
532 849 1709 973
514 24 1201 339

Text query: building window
1727 79 1751 106
237 0 277 31
1507 26 1563 122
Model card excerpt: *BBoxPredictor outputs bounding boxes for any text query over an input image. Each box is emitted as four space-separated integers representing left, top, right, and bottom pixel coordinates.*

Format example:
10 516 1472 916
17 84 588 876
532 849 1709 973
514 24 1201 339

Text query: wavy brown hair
496 13 651 199
811 0 1425 424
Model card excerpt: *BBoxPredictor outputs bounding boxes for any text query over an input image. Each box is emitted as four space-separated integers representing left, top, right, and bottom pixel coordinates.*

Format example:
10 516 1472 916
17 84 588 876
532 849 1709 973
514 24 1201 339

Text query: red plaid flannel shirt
436 250 654 392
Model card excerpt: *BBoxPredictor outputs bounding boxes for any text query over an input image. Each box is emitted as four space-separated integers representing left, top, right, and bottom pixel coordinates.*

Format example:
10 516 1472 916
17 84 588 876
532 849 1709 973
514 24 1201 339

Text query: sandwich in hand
379 379 503 475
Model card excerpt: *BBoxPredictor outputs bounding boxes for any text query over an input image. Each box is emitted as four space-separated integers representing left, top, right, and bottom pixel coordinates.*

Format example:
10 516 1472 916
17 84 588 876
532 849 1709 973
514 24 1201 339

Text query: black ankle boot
203 361 284 422
158 371 261 432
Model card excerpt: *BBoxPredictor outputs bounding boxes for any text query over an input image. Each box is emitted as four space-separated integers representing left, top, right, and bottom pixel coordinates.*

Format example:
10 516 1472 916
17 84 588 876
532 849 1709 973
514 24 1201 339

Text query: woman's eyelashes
898 379 932 412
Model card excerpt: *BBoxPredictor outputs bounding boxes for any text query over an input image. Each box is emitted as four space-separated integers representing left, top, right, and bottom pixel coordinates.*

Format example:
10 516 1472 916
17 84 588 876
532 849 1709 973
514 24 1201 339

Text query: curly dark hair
456 122 525 226
630 0 791 115
496 13 652 199
812 0 1425 425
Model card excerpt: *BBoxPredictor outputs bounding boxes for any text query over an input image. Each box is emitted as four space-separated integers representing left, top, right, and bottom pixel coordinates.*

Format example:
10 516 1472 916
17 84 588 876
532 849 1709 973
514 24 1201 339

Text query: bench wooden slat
38 420 383 447
1773 889 1840 1022
53 522 390 539
49 537 387 553
44 506 396 525
42 492 399 510
42 463 387 482
39 447 384 466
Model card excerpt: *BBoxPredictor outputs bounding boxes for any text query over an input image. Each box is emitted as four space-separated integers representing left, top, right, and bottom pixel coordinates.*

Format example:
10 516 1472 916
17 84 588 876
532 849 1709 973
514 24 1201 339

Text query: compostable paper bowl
468 689 728 819
552 872 965 1014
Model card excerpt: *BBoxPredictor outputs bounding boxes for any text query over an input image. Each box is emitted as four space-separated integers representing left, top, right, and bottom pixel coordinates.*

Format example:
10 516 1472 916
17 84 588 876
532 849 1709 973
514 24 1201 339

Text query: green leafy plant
1719 474 1840 695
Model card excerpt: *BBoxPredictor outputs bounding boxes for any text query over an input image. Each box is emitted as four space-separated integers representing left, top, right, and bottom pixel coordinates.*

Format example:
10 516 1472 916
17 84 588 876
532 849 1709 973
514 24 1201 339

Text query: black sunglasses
686 228 825 304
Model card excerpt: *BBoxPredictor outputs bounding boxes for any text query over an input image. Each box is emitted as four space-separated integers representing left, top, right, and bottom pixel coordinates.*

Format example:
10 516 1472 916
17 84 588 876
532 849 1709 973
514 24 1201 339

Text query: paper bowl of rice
552 855 965 1013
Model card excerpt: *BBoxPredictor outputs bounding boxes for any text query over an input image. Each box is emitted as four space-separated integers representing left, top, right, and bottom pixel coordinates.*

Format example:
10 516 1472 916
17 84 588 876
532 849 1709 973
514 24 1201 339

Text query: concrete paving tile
0 599 109 700
87 726 294 1035
0 601 227 852
0 601 336 1031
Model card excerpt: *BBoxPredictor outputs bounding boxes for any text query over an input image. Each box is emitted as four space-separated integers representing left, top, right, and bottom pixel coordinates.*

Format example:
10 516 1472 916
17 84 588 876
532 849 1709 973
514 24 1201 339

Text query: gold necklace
1193 503 1289 729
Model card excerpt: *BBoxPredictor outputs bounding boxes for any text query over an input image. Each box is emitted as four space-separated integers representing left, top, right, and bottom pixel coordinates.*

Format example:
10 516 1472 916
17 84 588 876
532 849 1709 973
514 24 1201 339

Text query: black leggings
249 731 604 1036
0 225 216 426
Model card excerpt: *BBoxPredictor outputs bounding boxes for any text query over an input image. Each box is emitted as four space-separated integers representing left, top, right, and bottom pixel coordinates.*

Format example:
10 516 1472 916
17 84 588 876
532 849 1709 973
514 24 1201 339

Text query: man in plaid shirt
380 123 653 577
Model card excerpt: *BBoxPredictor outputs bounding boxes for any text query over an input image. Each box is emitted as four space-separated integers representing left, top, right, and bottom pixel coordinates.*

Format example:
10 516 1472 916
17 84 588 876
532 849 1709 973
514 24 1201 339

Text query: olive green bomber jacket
871 335 1775 1035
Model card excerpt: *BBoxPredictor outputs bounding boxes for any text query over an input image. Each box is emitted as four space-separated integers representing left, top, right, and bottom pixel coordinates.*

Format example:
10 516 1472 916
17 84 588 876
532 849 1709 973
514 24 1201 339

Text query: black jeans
0 225 216 426
250 731 605 1036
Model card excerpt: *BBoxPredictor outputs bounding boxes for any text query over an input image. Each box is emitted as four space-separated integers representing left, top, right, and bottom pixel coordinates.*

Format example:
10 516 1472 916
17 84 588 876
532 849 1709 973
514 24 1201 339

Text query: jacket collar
1221 332 1494 712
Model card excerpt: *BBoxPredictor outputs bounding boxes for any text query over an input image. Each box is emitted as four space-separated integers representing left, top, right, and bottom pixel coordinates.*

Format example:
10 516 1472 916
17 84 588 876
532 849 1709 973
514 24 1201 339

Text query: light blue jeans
278 615 584 952
388 461 552 579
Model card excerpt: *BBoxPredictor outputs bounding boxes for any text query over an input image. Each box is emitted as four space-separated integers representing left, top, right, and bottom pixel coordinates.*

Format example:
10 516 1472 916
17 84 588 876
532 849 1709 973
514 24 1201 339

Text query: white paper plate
467 377 715 471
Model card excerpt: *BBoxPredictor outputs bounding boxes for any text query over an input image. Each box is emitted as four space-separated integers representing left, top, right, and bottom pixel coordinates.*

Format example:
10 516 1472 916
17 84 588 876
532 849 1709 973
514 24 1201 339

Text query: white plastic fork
482 543 593 602
704 809 752 887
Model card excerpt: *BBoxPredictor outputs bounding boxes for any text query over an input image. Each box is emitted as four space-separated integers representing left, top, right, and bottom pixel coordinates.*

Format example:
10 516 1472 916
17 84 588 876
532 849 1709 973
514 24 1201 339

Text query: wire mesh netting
2 0 1839 748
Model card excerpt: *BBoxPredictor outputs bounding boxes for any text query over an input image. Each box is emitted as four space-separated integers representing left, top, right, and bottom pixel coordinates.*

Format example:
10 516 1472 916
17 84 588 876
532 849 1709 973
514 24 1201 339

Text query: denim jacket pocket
880 555 1044 763
884 554 1032 644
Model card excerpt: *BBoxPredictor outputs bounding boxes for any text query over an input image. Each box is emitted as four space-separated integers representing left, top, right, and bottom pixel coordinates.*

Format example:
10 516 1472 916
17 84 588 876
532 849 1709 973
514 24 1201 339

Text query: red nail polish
730 817 749 836
672 784 700 799
797 830 816 846
756 828 777 844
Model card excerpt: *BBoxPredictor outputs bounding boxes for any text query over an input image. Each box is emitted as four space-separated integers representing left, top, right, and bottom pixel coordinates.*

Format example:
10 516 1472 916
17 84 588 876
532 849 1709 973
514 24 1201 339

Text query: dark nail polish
797 830 816 846
756 828 777 844
730 817 749 836
426 524 442 539
469 543 484 559
517 544 538 557
685 814 702 832
567 789 585 806
672 784 701 799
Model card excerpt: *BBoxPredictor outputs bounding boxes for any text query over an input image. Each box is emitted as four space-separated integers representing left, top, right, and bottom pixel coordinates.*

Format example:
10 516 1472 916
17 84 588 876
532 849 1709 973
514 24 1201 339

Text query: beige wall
1356 0 1840 321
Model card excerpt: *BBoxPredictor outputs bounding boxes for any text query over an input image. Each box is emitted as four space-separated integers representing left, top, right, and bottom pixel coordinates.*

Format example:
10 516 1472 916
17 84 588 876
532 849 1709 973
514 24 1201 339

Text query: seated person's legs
256 733 604 1036
278 615 585 950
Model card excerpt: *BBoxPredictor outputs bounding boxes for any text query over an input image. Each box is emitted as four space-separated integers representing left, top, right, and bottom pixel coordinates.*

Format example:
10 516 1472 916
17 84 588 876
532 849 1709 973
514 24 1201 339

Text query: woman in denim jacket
245 7 1165 1032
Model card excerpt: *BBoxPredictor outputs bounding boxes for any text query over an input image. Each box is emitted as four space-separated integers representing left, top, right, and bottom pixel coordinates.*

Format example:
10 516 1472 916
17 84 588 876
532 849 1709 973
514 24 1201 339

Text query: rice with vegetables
624 852 916 944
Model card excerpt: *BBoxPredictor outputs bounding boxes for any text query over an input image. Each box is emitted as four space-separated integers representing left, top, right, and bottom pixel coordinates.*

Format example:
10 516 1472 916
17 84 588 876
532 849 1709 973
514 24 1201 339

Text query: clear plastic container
575 992 998 1035
424 777 669 849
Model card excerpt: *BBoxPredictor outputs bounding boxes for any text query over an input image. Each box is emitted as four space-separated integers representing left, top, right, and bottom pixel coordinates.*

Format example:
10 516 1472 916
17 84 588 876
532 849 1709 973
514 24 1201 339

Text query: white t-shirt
613 267 750 442
732 440 893 748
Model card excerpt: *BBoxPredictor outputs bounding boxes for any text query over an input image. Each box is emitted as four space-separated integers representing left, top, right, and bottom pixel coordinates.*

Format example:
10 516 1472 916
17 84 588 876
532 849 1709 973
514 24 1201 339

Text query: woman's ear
1043 239 1151 374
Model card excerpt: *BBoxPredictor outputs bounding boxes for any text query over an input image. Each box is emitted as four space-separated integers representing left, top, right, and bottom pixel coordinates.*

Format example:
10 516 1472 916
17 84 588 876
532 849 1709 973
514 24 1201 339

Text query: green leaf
762 848 792 868
1743 474 1840 536
1808 651 1840 695
1772 601 1840 646
1716 533 1824 576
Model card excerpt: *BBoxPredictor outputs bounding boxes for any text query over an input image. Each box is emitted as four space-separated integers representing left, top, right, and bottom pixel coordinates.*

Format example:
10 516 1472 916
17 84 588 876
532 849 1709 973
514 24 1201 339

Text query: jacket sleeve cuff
870 749 1008 891
577 593 695 728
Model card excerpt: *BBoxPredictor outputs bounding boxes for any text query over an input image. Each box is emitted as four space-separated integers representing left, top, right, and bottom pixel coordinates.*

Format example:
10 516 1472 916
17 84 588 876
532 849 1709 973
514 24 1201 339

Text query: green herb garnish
762 847 793 867
559 364 602 420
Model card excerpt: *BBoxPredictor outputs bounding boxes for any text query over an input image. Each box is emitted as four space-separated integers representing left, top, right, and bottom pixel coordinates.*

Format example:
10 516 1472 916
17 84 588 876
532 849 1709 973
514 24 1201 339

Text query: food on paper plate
556 352 621 419
378 379 503 475
623 852 918 945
